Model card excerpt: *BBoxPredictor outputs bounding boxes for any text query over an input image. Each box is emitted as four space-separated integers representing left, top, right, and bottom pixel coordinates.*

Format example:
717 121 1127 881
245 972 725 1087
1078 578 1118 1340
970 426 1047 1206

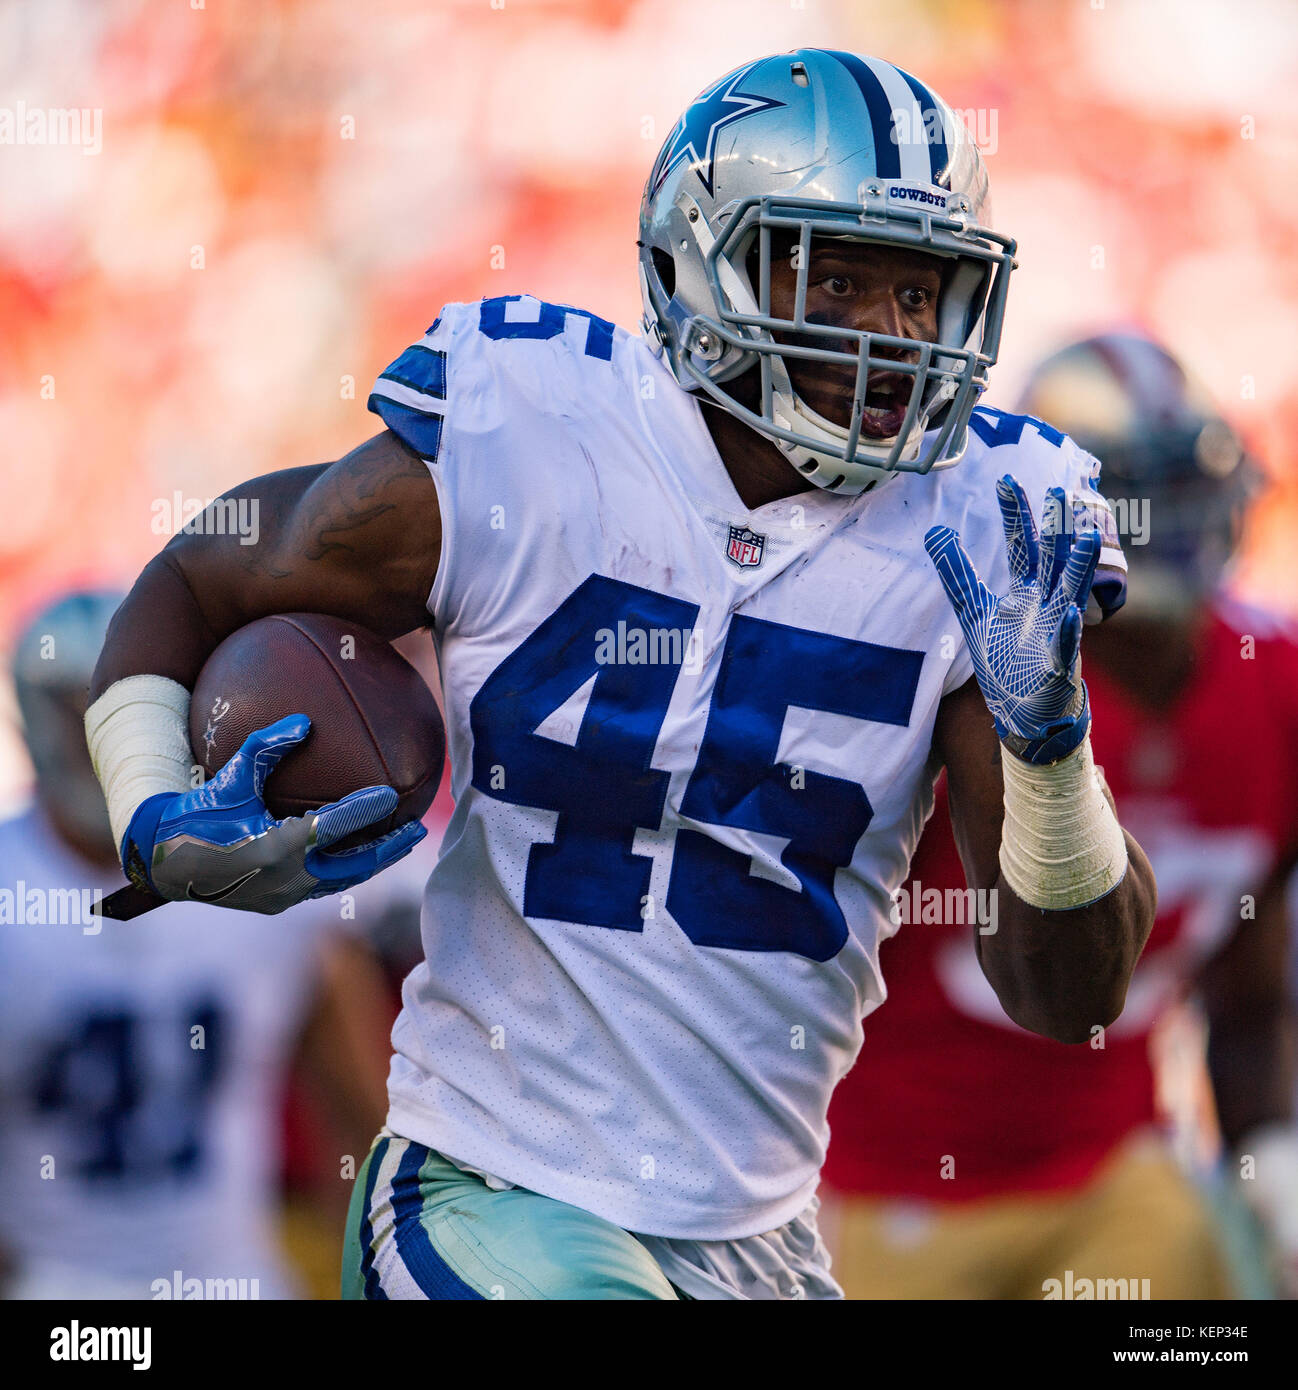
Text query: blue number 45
470 575 922 962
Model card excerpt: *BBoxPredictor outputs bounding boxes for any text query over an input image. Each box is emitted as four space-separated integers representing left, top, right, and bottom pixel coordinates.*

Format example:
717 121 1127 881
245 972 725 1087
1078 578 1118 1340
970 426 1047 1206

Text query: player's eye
900 285 934 311
816 274 855 297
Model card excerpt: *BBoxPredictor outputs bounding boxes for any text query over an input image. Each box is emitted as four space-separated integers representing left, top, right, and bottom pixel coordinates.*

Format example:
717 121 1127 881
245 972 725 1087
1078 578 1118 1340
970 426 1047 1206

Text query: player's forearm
90 463 334 700
87 465 338 849
978 834 1156 1043
84 541 242 852
89 550 219 698
941 684 1158 1042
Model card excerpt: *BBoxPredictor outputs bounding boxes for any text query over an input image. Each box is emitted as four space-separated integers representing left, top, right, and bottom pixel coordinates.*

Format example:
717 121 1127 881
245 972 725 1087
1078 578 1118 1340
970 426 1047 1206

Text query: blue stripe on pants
345 1131 681 1299
389 1141 484 1300
359 1136 390 1301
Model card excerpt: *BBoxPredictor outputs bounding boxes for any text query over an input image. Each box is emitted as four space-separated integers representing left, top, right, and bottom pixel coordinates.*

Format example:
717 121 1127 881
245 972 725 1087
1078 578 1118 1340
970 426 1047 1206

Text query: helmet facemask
642 186 1015 495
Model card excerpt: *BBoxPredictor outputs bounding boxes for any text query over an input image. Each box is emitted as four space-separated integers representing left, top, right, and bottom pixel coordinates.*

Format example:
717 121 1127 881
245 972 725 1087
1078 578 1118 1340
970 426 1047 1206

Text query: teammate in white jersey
0 591 404 1299
82 49 1156 1299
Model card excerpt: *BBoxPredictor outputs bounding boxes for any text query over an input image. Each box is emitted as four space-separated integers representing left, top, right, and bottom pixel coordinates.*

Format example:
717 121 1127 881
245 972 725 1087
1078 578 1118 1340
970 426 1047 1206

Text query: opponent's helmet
638 49 1016 495
12 589 123 847
1015 332 1254 618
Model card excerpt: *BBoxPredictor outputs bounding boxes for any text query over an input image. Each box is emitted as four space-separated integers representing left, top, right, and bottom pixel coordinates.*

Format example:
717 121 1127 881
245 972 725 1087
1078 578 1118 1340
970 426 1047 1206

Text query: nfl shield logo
726 524 766 569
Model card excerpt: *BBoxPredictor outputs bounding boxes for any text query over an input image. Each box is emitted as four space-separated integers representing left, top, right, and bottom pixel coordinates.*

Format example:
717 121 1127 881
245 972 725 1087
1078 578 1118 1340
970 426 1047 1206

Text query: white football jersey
0 806 393 1299
369 295 1123 1241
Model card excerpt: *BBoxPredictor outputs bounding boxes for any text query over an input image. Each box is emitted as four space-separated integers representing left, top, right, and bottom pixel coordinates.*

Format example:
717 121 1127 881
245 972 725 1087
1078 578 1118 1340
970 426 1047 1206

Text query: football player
82 51 1156 1300
0 589 402 1299
821 332 1298 1300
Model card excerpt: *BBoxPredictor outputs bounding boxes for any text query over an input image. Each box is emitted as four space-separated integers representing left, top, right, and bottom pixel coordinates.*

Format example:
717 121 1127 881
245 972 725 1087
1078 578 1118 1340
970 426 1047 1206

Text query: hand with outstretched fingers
924 475 1101 765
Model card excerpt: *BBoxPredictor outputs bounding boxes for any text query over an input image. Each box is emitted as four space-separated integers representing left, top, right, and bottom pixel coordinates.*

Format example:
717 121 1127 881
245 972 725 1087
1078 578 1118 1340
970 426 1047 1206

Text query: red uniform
824 600 1298 1203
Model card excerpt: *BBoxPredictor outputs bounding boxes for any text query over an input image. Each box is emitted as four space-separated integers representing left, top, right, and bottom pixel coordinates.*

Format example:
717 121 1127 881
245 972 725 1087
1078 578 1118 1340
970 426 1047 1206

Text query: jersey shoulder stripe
368 316 458 463
369 297 633 465
381 343 447 400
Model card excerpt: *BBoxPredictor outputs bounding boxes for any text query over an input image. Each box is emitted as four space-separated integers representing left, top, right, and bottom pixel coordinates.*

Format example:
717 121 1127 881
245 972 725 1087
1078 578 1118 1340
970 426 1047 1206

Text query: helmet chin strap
764 354 890 493
764 349 956 493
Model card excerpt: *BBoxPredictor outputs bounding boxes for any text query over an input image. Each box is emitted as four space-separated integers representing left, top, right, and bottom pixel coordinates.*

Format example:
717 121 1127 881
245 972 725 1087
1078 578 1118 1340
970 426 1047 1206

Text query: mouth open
858 370 910 440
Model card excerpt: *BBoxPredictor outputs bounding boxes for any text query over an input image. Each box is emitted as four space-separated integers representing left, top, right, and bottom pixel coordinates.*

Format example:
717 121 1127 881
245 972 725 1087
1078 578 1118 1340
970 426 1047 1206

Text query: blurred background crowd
1 0 1296 1299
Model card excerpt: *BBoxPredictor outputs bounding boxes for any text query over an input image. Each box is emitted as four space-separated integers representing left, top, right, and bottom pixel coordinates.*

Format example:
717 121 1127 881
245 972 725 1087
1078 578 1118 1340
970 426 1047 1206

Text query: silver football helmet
638 48 1017 495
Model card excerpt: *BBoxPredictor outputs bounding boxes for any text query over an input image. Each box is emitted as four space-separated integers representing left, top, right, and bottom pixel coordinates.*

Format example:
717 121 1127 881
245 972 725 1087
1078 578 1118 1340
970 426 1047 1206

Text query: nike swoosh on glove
119 713 427 914
924 474 1102 765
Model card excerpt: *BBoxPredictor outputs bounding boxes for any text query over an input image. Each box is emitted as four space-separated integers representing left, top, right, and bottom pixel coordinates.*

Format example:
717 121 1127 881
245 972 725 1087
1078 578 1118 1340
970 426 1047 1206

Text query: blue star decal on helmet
650 63 785 198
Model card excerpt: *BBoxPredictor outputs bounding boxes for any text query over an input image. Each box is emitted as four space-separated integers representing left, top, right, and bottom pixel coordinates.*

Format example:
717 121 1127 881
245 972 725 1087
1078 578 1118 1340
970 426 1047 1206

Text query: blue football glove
924 475 1102 765
119 713 427 915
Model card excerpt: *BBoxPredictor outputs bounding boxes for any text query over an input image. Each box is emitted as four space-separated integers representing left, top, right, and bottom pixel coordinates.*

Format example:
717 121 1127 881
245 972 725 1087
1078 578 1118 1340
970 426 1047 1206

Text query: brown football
189 613 444 848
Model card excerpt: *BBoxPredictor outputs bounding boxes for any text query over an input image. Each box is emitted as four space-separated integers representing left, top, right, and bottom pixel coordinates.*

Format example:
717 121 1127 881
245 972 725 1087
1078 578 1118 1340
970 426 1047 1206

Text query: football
189 612 444 846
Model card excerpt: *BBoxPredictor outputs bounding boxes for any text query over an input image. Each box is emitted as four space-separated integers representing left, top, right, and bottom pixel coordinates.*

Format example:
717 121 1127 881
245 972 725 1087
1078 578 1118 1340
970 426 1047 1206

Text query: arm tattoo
301 435 429 564
231 435 430 582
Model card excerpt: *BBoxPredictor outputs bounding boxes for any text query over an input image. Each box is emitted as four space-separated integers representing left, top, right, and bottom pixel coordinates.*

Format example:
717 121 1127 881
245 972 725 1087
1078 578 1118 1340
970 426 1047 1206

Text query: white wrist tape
84 675 193 852
998 733 1128 910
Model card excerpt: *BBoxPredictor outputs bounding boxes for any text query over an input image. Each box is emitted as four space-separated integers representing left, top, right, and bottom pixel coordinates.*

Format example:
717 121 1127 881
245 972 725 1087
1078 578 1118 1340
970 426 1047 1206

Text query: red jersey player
822 332 1298 1300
